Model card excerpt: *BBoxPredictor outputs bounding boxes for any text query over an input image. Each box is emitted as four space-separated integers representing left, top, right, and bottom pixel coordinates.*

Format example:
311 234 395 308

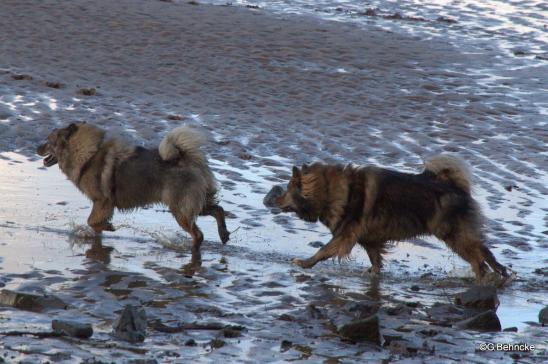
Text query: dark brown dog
37 122 230 260
276 155 507 281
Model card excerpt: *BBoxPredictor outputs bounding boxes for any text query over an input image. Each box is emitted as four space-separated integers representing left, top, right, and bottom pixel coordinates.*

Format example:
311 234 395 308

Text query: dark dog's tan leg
365 245 383 274
293 230 357 269
201 204 230 244
480 245 508 277
441 235 486 280
87 200 115 233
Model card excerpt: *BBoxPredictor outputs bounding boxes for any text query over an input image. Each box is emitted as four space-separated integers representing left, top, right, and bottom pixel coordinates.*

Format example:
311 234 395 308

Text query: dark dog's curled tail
424 154 472 193
159 125 207 165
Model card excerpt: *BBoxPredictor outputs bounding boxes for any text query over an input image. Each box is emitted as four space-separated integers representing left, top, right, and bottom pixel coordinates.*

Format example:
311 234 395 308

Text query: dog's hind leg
87 200 115 233
172 211 204 258
362 241 384 274
480 244 508 277
438 232 487 280
200 204 230 244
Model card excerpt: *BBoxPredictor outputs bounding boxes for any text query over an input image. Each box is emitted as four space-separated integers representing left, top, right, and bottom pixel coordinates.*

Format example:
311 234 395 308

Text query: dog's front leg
293 231 355 269
87 199 115 233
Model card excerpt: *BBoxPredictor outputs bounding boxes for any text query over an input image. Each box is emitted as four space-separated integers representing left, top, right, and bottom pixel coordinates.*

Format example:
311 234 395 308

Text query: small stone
410 285 420 292
11 74 33 80
223 328 242 338
308 241 325 248
454 310 501 332
338 314 380 344
52 319 93 338
79 88 97 96
184 339 197 346
539 306 548 325
263 185 285 207
209 339 225 349
280 340 292 352
306 303 324 319
385 304 412 316
455 285 499 310
503 327 518 332
112 304 147 343
278 313 295 322
45 81 64 89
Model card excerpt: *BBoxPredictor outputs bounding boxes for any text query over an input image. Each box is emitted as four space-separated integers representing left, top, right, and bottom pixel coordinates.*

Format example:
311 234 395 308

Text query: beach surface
0 0 546 362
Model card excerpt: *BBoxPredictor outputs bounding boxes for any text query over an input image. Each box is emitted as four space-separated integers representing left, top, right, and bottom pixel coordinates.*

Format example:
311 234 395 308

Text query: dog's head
276 165 322 223
36 123 79 167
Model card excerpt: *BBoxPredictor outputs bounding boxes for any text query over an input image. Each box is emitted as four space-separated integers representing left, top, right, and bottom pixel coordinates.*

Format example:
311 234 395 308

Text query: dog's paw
103 222 116 232
220 230 230 244
292 258 312 269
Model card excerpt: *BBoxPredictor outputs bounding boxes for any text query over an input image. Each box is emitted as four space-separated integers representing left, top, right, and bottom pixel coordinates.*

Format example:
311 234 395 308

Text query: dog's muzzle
37 143 58 167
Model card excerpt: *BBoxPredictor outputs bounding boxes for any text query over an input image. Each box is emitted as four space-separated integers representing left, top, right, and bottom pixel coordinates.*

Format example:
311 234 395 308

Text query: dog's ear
292 166 301 179
59 123 78 141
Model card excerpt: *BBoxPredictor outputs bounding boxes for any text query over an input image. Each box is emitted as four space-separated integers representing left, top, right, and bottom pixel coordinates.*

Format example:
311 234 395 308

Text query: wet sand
0 0 547 362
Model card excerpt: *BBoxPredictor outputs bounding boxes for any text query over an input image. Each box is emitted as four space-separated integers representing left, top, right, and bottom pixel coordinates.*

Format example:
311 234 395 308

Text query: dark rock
419 328 438 337
426 303 465 325
223 328 242 338
11 74 33 80
455 285 499 310
280 340 292 352
503 327 518 332
539 306 548 325
533 267 548 276
454 310 501 332
278 313 295 322
0 289 68 312
45 81 64 89
308 241 325 248
382 331 403 346
112 304 147 343
436 16 457 23
127 360 157 364
344 301 379 319
263 185 285 207
79 88 97 96
306 303 324 319
385 304 412 316
410 285 420 292
184 339 197 346
338 314 380 344
52 319 93 338
209 339 225 349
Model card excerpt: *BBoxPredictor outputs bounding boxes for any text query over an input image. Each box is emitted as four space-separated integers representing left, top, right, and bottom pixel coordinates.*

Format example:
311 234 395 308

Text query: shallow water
0 0 547 362
0 150 546 361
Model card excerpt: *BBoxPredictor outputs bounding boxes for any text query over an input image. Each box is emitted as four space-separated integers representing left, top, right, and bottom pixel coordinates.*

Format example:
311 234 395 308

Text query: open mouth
43 154 58 167
37 143 58 167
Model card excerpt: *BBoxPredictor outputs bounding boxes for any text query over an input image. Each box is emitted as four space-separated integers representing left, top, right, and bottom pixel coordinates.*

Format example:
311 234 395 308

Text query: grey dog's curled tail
424 154 473 194
158 125 207 165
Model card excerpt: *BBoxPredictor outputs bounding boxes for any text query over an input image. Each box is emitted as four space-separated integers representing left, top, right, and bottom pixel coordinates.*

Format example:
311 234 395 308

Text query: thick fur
276 155 507 281
37 122 230 260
